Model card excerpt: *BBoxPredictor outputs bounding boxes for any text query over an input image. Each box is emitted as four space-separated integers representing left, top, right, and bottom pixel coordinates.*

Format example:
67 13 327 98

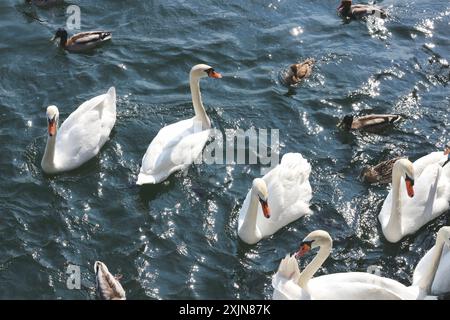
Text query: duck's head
51 28 68 42
295 230 332 258
190 64 222 80
338 115 354 130
338 0 352 12
251 178 270 219
46 105 59 137
360 167 377 183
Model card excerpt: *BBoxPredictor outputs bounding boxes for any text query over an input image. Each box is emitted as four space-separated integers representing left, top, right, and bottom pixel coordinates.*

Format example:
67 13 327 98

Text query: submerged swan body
41 87 116 174
94 261 126 300
137 64 222 185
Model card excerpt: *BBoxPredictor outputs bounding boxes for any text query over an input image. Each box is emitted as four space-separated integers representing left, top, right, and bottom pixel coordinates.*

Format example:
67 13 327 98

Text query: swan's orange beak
260 199 270 219
405 176 414 198
295 243 312 258
207 70 222 79
48 119 56 137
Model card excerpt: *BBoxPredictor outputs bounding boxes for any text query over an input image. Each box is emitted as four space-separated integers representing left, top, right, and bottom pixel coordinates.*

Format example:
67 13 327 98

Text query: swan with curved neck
237 153 312 245
238 178 271 244
378 155 450 243
413 226 450 295
272 230 433 300
41 87 116 174
137 64 222 185
381 159 415 243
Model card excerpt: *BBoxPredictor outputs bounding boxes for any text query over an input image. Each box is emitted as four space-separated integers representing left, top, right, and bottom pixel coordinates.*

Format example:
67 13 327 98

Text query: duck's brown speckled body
285 58 315 85
361 157 404 184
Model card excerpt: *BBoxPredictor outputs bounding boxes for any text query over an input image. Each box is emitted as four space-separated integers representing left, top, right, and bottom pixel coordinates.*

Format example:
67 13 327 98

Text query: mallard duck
94 261 126 300
337 0 387 19
361 157 403 184
284 58 315 85
27 0 63 7
338 114 402 131
51 28 112 52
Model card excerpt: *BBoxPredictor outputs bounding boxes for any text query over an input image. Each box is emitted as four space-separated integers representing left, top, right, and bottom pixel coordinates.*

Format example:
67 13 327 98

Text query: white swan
41 87 116 174
136 64 222 185
237 153 312 245
378 154 450 243
272 230 425 300
412 226 450 295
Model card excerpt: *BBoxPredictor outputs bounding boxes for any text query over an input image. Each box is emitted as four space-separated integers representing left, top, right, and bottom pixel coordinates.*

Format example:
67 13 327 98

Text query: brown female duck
284 58 315 85
361 157 403 184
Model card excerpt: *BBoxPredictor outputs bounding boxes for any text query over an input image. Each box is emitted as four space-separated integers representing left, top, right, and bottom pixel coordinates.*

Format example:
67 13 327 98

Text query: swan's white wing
413 152 447 177
413 245 450 295
256 153 312 237
137 117 210 184
54 87 116 171
308 273 418 300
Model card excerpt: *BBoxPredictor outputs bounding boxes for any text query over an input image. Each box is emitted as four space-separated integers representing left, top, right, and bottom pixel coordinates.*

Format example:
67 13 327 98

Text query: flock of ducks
28 0 450 300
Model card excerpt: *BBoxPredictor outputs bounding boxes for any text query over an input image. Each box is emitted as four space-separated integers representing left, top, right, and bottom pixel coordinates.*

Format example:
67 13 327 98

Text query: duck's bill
405 178 414 198
48 119 56 136
208 71 222 79
259 199 270 219
295 243 311 258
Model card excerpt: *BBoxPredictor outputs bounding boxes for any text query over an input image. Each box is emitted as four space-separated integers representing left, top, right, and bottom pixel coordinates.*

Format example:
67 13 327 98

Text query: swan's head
338 115 354 130
437 226 450 248
295 230 332 258
252 178 270 219
394 158 414 198
46 105 59 137
190 64 222 80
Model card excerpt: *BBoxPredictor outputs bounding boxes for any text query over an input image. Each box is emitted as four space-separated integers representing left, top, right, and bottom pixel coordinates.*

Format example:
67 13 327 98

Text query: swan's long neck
239 192 260 243
418 235 446 293
386 166 402 236
190 75 211 130
42 131 57 172
297 241 332 288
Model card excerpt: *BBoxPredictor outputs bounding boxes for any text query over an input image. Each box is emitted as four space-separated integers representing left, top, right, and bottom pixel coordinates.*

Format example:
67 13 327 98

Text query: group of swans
38 63 449 300
272 228 450 300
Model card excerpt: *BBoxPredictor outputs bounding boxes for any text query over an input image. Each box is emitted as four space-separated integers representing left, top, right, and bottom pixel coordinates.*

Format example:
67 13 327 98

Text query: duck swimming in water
338 114 401 131
337 0 387 20
51 28 112 53
361 157 404 184
27 0 63 8
284 59 315 86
